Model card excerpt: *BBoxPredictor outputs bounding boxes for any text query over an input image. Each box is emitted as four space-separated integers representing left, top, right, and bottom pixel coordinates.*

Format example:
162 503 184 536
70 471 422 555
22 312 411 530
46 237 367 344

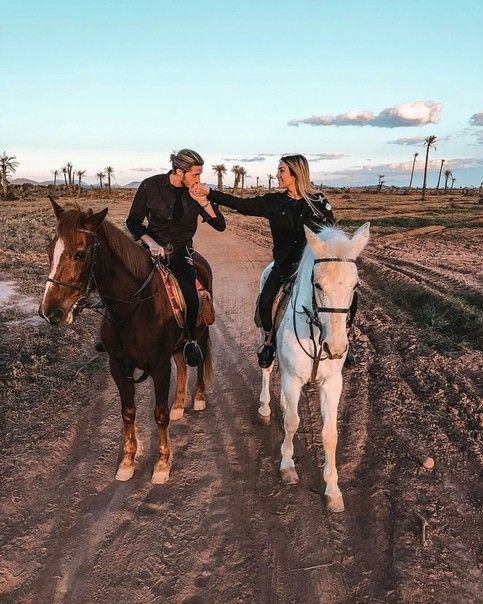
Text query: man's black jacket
126 173 226 248
207 189 335 271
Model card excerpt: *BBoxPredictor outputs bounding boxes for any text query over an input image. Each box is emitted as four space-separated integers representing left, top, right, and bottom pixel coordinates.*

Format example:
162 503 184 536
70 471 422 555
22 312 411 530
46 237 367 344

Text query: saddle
254 277 294 331
155 264 215 329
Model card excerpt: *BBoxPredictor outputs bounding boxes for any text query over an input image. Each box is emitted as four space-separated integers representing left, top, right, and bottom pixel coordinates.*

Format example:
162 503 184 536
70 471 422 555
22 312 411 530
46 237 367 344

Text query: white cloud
222 155 267 162
387 137 426 146
289 101 443 128
308 153 347 161
312 157 483 185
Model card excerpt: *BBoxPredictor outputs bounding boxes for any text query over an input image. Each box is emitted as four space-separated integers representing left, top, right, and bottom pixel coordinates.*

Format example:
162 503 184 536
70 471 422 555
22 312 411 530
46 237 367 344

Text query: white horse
258 223 370 512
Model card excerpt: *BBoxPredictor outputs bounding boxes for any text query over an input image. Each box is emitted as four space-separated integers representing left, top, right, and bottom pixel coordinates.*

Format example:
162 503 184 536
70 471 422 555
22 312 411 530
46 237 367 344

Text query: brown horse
39 198 213 484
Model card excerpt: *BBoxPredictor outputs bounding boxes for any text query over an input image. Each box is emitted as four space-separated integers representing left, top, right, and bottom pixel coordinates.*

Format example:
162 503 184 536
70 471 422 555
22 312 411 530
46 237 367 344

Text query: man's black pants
169 246 199 340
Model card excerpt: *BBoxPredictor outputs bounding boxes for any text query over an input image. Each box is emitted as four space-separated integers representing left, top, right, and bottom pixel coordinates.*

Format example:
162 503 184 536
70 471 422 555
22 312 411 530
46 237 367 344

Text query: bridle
46 228 157 316
292 257 359 381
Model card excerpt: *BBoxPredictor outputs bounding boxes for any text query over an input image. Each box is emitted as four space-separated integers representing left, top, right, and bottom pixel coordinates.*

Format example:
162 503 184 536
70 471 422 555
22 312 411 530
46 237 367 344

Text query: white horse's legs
280 374 302 485
258 363 274 424
320 372 344 512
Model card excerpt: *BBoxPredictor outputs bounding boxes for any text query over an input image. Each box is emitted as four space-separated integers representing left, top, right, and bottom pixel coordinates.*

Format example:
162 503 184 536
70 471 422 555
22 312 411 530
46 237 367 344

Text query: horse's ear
49 195 64 219
84 207 108 231
304 225 327 256
351 222 370 256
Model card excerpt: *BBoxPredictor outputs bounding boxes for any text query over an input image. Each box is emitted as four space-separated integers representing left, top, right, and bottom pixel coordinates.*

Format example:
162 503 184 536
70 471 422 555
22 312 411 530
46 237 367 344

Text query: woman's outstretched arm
191 185 269 218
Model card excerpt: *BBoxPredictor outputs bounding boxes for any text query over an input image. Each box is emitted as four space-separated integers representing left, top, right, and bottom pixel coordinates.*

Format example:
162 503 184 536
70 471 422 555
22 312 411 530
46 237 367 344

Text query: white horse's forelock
294 226 354 291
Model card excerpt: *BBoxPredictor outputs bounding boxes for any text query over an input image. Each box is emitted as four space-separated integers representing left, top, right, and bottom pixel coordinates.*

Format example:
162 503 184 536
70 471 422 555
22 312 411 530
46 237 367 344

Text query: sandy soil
0 192 481 603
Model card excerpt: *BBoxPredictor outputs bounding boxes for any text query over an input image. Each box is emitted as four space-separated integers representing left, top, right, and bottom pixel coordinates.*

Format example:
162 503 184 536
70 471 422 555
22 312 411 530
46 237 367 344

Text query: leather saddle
254 277 294 331
155 264 215 329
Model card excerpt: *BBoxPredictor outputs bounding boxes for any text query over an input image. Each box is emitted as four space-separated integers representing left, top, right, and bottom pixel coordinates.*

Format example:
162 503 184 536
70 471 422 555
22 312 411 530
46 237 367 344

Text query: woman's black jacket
207 189 335 273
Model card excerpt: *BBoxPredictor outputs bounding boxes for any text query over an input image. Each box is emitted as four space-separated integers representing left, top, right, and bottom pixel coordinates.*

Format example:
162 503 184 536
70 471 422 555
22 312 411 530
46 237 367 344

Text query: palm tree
96 171 105 189
436 159 445 193
444 169 452 194
421 135 437 201
212 164 227 191
239 167 247 193
105 166 114 193
450 176 456 193
76 170 86 197
61 166 68 188
377 174 385 192
408 152 419 192
231 165 242 193
51 169 60 189
0 151 20 196
66 162 74 189
256 176 260 189
267 174 276 191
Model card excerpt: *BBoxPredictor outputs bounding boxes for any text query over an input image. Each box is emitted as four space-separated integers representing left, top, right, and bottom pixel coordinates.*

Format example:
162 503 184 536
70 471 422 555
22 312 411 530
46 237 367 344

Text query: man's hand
141 235 165 258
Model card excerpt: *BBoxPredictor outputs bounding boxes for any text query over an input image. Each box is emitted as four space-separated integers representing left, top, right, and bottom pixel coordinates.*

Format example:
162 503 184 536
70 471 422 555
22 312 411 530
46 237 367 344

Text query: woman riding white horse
259 222 370 512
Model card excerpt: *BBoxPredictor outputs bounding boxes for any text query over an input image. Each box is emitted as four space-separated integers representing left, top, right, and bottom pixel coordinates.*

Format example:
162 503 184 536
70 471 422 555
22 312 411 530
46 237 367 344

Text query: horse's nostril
47 308 64 325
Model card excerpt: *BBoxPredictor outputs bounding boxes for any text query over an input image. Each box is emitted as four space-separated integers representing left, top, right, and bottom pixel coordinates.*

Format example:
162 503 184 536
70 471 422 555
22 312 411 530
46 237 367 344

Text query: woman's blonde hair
280 154 325 217
170 149 204 173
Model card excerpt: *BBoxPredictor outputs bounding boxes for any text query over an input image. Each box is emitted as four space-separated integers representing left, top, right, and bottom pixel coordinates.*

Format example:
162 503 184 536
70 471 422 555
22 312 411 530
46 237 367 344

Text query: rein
291 257 358 382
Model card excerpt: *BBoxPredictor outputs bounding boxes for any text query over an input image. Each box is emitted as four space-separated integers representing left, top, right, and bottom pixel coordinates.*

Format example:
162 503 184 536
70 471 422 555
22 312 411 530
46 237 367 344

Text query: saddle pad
254 278 293 330
155 265 215 329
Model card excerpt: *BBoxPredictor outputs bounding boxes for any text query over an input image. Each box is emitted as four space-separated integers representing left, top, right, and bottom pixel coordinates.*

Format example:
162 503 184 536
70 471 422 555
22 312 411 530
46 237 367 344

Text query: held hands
189 183 210 205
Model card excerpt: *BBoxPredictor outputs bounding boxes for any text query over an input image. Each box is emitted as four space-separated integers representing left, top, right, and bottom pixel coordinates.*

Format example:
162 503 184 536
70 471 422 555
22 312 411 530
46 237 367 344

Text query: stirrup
183 340 203 367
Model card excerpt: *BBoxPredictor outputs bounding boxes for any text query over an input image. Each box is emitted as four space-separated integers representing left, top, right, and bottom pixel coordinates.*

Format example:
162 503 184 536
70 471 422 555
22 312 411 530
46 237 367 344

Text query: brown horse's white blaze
41 197 213 484
258 223 370 513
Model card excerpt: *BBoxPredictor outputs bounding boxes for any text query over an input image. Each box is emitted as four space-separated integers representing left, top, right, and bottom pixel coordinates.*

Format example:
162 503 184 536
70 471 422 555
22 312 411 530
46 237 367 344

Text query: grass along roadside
339 216 483 229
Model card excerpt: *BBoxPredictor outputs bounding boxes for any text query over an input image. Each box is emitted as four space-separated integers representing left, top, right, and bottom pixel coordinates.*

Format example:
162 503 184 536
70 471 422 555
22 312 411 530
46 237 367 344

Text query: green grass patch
398 288 482 350
339 217 483 229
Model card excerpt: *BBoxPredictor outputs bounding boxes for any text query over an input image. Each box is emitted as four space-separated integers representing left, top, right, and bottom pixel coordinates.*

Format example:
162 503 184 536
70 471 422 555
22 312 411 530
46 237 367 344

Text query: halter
46 228 157 316
292 257 358 381
46 229 101 315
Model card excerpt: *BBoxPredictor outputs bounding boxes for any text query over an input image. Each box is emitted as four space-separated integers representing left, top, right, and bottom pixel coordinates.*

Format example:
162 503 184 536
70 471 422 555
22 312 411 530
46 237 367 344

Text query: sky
1 0 482 187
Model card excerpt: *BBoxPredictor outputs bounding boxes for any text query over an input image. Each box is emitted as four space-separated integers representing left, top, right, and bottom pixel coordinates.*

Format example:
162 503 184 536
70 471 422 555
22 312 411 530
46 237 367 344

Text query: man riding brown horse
126 149 225 366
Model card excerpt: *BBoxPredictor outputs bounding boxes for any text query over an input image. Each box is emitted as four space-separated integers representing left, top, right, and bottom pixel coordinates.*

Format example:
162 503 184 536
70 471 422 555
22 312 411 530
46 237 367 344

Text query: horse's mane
56 208 151 280
294 226 355 289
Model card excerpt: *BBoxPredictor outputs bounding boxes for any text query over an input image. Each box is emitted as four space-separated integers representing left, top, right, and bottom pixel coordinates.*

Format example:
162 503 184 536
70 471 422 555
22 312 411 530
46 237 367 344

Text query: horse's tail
203 333 213 387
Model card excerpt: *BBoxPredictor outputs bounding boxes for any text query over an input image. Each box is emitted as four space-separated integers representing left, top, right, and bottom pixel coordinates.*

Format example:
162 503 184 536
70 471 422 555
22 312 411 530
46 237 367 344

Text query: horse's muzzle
40 306 65 326
322 342 348 360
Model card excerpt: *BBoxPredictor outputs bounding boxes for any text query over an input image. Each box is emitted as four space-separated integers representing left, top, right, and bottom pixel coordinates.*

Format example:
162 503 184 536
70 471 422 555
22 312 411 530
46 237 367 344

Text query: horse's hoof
170 407 184 421
115 464 134 481
151 465 170 484
326 494 345 513
193 397 206 411
257 411 271 426
281 467 299 485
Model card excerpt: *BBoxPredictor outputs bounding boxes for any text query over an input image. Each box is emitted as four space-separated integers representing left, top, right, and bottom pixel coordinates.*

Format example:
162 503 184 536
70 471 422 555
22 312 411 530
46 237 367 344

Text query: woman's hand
189 183 210 206
190 183 210 197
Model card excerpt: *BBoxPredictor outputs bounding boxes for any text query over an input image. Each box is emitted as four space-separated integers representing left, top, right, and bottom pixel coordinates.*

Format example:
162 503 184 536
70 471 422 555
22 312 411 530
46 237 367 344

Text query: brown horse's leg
170 351 187 421
152 361 172 484
110 358 137 481
194 329 212 411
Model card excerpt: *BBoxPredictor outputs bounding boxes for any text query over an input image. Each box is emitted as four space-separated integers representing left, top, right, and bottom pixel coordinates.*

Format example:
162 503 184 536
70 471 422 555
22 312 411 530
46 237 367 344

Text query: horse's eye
314 283 322 291
74 251 87 262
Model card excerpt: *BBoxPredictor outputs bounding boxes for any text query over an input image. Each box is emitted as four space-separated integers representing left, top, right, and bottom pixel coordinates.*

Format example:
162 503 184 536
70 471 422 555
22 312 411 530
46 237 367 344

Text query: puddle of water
0 279 42 325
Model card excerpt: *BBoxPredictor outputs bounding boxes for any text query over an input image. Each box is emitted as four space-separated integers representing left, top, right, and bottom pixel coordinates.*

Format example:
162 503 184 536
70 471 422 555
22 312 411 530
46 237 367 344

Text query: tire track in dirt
369 252 482 307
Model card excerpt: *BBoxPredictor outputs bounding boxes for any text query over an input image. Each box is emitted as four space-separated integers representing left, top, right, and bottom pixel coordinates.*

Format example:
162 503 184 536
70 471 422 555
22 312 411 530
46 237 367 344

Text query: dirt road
1 197 481 603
